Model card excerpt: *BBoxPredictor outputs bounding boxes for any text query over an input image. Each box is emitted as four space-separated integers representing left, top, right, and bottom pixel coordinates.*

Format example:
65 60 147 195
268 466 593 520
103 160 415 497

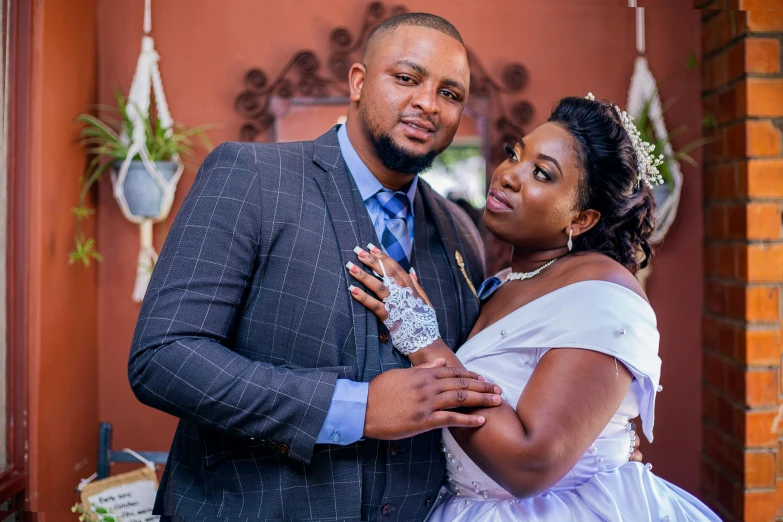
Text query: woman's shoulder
560 252 648 304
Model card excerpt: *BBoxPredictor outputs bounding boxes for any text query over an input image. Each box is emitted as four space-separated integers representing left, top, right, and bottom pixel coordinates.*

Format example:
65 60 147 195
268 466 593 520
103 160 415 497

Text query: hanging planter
625 2 710 287
71 0 212 302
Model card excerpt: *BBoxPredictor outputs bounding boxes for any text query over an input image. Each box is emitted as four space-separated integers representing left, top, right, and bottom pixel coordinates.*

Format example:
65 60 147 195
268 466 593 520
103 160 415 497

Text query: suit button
279 443 290 455
381 504 392 516
425 497 432 507
379 332 390 344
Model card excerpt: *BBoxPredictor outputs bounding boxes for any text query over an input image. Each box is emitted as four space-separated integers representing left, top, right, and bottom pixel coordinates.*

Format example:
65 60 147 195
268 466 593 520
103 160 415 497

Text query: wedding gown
426 279 720 522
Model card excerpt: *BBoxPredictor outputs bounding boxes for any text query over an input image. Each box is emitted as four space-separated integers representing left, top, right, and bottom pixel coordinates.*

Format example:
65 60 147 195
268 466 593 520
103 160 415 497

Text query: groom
129 13 496 521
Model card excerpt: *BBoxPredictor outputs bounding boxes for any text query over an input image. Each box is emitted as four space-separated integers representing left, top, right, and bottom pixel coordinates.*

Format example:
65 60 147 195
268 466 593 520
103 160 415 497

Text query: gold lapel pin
454 251 478 299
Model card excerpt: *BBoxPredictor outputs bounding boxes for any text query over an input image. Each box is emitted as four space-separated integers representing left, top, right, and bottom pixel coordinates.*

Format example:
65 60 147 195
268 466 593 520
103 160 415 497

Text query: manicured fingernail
492 395 502 404
367 243 380 254
409 267 416 275
353 246 368 258
348 285 359 295
477 416 486 424
494 386 502 394
346 261 359 274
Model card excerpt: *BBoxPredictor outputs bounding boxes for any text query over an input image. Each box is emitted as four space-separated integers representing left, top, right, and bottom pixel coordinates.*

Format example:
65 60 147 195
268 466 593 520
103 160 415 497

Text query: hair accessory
585 92 664 188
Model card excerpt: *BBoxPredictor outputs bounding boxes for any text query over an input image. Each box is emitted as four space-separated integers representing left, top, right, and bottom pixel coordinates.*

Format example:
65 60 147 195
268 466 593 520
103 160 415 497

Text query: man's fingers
435 389 503 410
348 285 389 321
630 449 643 463
428 411 486 430
346 262 390 300
430 365 485 383
418 358 447 369
439 377 502 395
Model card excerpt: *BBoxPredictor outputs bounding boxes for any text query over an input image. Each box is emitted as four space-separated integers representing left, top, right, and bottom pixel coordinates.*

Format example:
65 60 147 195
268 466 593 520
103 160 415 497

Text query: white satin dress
426 280 720 522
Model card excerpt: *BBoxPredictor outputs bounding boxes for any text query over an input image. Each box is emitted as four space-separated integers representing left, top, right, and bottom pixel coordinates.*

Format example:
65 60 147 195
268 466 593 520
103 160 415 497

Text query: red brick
704 386 720 424
746 38 781 74
738 409 779 447
739 0 783 11
702 458 719 500
746 202 783 240
705 352 728 391
717 244 738 279
718 321 740 358
748 120 783 157
727 204 746 239
777 478 783 518
745 243 783 282
746 78 783 117
716 471 740 518
707 205 729 239
746 369 779 406
739 160 783 198
746 285 781 322
747 10 783 32
726 361 748 402
742 488 778 522
738 329 783 366
725 283 747 319
745 451 777 488
706 280 727 315
703 11 738 55
705 245 719 276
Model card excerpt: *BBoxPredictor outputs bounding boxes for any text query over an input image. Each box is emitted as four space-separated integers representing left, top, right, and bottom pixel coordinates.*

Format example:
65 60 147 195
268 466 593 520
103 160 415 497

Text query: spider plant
70 89 213 266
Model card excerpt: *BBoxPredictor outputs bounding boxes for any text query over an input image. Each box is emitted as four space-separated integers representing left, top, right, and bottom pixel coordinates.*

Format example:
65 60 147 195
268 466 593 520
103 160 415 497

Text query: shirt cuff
315 379 369 445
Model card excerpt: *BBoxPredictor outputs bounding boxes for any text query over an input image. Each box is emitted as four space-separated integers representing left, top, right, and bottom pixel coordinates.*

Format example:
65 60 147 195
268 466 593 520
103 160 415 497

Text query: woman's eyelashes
533 166 551 181
504 143 519 163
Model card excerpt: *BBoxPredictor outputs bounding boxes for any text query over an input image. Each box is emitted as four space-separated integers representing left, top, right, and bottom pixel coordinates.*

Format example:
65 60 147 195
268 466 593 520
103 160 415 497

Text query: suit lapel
311 127 373 382
417 182 481 345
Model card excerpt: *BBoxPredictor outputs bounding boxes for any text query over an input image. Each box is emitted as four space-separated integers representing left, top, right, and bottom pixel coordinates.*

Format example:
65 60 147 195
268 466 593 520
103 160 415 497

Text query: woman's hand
346 244 442 357
346 243 432 320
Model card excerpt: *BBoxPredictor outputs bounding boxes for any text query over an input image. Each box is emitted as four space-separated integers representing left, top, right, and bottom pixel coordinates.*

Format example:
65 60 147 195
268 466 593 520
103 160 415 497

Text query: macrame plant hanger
114 0 183 302
626 1 682 286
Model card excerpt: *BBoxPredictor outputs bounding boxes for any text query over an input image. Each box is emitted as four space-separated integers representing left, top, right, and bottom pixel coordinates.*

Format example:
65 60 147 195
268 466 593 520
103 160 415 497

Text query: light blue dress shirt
315 124 418 445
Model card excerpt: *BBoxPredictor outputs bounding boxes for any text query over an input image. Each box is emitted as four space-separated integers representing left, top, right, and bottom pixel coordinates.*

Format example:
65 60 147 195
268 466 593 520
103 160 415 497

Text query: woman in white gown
346 94 720 521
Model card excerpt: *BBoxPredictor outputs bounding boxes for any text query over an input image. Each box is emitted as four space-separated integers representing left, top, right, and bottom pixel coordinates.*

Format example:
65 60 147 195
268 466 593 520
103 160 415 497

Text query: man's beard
369 132 439 176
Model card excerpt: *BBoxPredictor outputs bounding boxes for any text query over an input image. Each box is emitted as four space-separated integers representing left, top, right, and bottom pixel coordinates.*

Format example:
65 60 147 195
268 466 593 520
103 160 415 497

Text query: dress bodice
439 280 661 501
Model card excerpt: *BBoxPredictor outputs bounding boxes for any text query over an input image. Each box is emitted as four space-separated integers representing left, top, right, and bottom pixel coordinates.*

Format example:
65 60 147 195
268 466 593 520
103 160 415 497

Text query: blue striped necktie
374 190 412 271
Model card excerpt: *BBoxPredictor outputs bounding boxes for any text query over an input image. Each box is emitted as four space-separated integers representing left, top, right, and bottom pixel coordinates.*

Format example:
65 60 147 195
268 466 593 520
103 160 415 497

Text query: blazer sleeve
128 141 343 464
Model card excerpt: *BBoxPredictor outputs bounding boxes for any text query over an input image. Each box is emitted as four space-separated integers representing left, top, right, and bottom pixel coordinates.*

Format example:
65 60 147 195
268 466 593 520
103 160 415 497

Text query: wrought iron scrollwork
235 0 533 156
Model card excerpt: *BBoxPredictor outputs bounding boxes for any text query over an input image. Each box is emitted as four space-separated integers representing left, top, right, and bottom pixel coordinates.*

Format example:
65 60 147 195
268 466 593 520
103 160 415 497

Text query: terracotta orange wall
95 0 703 494
26 0 100 518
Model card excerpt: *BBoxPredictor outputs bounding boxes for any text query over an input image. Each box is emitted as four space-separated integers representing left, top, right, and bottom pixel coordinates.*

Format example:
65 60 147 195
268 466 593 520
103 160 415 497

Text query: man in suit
129 13 497 521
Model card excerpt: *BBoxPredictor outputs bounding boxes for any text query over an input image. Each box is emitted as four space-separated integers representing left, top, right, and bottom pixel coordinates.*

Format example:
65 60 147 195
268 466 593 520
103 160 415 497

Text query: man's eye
398 75 413 83
440 90 456 100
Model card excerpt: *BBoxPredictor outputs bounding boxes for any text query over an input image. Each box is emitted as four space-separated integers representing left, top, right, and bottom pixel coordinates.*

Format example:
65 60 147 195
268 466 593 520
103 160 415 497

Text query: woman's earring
567 229 573 252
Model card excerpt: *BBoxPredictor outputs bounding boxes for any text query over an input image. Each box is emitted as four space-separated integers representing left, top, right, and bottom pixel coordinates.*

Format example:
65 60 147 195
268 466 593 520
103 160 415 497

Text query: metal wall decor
234 1 533 160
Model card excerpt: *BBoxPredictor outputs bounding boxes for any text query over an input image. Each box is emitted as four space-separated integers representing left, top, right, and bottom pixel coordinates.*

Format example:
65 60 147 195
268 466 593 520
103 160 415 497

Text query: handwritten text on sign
87 479 158 522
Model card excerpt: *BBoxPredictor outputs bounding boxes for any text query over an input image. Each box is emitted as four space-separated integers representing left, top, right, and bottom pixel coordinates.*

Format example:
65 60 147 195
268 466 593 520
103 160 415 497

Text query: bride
345 94 720 521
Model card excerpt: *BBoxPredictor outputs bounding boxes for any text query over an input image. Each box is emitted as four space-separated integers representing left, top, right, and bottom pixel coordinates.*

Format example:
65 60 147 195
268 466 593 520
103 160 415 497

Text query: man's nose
410 85 439 115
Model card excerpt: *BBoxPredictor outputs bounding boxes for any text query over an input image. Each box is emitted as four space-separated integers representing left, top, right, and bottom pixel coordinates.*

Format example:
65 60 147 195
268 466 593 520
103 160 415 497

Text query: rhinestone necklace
504 256 562 284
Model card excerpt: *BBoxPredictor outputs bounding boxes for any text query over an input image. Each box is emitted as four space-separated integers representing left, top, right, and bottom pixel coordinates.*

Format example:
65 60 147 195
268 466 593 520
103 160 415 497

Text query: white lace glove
378 260 441 356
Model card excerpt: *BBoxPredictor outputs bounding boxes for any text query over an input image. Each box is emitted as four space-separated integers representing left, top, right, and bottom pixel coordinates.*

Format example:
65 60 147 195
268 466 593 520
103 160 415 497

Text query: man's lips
486 189 513 212
400 117 436 132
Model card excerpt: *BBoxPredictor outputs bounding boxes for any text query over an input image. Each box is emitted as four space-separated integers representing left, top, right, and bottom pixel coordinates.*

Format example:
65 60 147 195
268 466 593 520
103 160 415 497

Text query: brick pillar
701 4 783 521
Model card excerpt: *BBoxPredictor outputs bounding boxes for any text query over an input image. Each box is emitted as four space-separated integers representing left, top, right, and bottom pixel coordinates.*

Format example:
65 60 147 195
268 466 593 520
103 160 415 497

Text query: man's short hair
364 12 464 58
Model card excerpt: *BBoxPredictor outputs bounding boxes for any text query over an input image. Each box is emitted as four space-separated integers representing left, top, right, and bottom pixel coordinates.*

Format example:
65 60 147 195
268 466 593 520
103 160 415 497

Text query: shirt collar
337 123 418 211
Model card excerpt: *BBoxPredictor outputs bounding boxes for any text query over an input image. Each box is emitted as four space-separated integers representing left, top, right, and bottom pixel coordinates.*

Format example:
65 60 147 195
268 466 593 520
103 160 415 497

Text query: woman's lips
486 189 512 212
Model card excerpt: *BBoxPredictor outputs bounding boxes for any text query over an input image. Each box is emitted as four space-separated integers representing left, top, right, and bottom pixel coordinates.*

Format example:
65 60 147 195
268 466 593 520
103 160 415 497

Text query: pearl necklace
504 256 562 283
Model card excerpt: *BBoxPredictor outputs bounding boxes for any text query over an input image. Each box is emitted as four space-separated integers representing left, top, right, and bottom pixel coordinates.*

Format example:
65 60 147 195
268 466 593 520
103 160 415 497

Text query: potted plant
70 89 213 266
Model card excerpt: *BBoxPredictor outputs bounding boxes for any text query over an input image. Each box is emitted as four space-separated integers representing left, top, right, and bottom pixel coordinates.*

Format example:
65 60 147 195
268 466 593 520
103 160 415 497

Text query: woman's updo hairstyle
548 96 656 274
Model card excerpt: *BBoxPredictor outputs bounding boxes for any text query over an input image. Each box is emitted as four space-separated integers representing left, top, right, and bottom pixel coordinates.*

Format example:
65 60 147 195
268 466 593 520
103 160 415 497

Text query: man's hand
364 358 503 440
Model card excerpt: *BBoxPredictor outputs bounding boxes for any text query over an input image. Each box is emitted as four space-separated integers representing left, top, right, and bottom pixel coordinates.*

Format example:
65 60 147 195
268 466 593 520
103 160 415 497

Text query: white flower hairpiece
585 92 664 188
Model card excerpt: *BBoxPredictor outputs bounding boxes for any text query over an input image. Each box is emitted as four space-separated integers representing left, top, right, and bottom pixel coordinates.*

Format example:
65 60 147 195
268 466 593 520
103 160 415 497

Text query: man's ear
569 209 601 239
349 63 366 103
